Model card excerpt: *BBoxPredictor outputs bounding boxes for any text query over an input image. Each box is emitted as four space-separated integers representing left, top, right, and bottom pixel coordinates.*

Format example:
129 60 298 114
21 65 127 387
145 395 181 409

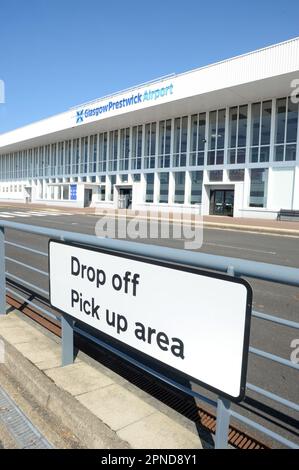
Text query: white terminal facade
0 38 299 218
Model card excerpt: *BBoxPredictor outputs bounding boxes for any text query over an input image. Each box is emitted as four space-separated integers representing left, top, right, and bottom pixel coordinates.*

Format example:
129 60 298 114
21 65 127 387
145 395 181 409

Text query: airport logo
76 109 84 124
75 83 174 125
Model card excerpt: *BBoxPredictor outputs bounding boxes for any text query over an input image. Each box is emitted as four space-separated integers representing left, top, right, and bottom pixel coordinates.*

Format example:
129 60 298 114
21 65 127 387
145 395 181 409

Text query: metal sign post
61 313 74 367
0 227 6 315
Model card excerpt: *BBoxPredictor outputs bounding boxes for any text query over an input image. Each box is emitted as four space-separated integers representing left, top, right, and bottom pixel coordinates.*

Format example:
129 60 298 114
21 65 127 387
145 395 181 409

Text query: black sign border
48 239 252 403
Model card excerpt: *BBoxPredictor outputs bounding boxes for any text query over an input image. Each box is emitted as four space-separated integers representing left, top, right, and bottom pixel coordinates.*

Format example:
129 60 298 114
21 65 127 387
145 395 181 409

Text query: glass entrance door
210 190 234 216
118 187 132 209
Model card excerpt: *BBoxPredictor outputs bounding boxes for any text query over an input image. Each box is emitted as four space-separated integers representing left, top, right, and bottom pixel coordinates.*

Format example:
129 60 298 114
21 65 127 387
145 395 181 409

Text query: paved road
0 206 298 447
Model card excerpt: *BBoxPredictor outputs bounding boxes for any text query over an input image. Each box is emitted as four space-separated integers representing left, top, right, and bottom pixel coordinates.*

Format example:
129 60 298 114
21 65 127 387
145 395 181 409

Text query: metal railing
0 220 298 449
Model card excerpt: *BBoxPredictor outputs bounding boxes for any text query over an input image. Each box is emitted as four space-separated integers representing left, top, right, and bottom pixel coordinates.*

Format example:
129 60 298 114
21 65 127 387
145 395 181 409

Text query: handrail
1 220 299 287
1 219 298 449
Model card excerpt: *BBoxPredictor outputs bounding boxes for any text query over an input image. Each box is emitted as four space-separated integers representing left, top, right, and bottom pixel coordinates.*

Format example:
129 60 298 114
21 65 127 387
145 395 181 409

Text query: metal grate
0 386 52 449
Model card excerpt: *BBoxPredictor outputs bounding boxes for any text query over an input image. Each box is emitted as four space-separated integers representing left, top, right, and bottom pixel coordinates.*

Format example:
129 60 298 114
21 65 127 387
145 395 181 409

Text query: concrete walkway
0 310 205 449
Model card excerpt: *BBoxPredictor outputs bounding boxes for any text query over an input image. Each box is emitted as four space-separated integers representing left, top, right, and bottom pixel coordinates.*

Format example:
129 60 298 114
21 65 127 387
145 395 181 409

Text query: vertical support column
0 226 6 315
153 172 160 205
61 313 74 366
214 263 235 448
215 397 231 449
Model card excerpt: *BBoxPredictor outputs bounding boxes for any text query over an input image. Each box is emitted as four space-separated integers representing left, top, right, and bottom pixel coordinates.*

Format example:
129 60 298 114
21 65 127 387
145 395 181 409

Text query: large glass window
89 135 97 173
23 151 27 179
158 119 172 168
132 174 141 182
228 169 245 181
119 128 130 171
131 125 142 170
110 174 116 201
108 130 118 171
208 109 225 165
98 132 107 173
28 149 33 178
98 178 106 201
33 148 38 177
145 173 154 203
228 105 247 164
144 122 156 169
72 139 80 175
80 137 88 174
62 185 69 200
190 113 206 166
190 171 203 204
159 172 169 203
57 143 63 176
250 101 271 163
274 97 298 162
38 146 44 177
173 117 187 167
174 172 185 204
249 168 268 207
65 141 71 176
209 170 223 182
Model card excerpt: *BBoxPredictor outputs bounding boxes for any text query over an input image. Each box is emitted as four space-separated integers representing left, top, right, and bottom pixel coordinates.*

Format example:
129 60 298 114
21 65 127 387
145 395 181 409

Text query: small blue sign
70 184 77 201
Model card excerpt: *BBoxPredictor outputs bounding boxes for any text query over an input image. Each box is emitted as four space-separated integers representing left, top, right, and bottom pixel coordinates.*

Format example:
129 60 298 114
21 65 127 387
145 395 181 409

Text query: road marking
204 226 299 239
0 210 73 218
204 242 277 255
0 212 14 218
11 212 32 217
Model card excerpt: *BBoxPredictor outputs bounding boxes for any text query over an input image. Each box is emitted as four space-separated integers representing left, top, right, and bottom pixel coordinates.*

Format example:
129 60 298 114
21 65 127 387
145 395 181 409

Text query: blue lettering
75 84 174 124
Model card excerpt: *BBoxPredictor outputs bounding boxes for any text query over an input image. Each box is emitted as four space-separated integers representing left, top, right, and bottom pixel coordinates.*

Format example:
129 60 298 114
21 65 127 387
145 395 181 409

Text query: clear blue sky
0 0 299 133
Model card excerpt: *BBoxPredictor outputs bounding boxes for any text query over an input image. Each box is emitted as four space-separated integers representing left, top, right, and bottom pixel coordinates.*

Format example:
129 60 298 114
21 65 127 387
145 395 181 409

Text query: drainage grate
0 386 52 449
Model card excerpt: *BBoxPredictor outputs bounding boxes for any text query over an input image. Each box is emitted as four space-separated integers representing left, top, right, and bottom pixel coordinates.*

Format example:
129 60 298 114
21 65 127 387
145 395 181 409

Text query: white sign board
49 241 252 401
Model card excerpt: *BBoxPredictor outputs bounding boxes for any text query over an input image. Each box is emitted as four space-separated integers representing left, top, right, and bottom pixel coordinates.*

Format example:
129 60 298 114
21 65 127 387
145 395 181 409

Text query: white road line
10 212 31 217
0 210 73 218
204 242 277 255
51 212 74 215
26 211 52 217
27 211 73 217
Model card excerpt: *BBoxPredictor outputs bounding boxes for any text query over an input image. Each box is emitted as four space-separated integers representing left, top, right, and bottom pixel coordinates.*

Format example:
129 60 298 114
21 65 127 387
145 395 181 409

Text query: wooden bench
277 209 299 221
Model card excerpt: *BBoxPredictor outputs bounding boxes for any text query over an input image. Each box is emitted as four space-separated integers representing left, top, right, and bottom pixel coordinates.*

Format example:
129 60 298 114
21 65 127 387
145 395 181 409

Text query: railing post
0 226 6 315
61 313 74 366
214 264 235 448
215 396 231 449
227 265 235 277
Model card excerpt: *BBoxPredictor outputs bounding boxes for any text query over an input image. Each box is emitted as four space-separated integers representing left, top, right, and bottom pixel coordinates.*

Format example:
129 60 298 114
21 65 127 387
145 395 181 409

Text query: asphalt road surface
1 206 298 448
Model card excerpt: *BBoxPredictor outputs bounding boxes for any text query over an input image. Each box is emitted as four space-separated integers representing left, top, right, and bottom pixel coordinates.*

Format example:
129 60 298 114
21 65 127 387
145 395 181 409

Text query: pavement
0 310 206 449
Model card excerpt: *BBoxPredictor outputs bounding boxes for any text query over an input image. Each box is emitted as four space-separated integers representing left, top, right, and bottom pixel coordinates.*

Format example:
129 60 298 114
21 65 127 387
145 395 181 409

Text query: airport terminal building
0 37 299 218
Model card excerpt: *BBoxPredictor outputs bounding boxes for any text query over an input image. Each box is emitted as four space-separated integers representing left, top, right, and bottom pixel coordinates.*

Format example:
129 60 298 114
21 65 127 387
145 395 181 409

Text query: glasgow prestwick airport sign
75 83 174 124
